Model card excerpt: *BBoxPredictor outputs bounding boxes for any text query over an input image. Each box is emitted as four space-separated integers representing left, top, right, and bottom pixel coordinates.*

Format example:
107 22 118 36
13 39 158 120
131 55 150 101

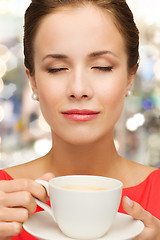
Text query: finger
0 179 48 202
37 172 55 200
133 228 155 240
0 222 22 238
0 191 37 214
122 196 153 227
0 207 28 223
37 172 55 181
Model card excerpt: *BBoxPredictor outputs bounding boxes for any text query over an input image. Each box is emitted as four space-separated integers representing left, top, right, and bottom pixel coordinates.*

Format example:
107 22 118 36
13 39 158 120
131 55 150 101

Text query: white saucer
23 211 144 240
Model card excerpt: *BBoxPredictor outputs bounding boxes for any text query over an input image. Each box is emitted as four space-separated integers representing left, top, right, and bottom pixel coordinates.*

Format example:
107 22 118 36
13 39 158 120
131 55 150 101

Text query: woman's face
28 4 135 145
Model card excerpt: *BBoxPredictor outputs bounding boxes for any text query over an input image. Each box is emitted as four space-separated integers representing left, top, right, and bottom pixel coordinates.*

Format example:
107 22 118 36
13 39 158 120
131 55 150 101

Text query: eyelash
47 68 68 73
47 66 113 74
91 66 113 72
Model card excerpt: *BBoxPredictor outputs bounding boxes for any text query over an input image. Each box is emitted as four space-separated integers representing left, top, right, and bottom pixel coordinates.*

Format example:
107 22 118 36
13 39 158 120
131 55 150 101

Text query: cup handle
35 179 56 222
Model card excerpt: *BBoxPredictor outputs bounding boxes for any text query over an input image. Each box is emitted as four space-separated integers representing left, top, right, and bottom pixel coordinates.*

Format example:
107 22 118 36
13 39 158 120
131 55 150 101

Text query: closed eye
47 68 68 73
91 66 113 72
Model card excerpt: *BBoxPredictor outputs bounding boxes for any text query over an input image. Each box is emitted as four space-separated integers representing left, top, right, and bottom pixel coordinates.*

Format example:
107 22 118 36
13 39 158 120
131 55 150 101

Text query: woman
0 0 160 239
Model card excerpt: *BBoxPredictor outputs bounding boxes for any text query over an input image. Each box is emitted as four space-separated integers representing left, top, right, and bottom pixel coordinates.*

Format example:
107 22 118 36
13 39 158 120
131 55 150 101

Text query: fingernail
126 196 133 207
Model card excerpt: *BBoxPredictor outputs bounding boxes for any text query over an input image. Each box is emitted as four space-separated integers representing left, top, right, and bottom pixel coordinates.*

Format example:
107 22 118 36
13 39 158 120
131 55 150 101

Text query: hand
122 196 160 240
0 172 54 239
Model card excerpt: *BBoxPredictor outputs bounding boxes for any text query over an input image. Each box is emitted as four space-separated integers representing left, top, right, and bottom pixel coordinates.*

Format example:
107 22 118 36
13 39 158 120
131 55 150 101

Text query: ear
26 68 39 101
125 64 138 96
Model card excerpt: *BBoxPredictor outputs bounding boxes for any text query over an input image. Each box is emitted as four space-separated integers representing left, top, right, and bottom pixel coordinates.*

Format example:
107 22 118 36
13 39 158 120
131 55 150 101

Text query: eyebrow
42 50 118 62
42 54 68 62
88 50 118 58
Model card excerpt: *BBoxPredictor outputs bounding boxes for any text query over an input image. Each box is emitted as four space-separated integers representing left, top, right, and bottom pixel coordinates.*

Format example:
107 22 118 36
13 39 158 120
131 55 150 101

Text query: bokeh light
38 114 50 132
34 139 52 156
0 0 31 16
0 78 4 92
0 106 5 122
133 113 145 127
0 44 9 62
126 113 145 132
0 59 7 77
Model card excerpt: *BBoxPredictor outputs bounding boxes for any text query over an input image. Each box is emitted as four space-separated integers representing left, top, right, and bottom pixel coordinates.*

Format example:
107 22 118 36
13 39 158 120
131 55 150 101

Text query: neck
46 133 122 178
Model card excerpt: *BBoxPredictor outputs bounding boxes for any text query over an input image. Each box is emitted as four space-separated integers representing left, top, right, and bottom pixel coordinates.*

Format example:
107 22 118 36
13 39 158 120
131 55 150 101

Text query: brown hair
24 0 139 75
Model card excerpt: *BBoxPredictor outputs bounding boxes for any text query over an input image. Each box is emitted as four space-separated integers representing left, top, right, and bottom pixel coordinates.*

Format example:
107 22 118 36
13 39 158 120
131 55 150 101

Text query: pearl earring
32 93 38 100
127 90 132 97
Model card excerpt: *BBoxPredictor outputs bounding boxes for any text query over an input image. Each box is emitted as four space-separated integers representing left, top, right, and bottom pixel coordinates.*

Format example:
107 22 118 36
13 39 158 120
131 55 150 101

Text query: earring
126 90 132 97
32 93 38 100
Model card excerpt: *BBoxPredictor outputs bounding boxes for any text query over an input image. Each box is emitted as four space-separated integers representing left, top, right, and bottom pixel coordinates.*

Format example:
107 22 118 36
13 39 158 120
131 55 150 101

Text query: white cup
35 175 122 240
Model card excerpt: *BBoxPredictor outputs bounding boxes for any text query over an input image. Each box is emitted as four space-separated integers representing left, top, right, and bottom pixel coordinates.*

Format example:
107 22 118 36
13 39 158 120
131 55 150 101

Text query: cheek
97 77 126 106
97 76 126 124
36 81 64 124
36 76 64 104
107 87 125 105
100 89 125 116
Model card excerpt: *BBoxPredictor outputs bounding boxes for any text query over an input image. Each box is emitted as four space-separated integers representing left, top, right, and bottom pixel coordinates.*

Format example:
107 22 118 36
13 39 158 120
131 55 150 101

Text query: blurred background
0 0 160 169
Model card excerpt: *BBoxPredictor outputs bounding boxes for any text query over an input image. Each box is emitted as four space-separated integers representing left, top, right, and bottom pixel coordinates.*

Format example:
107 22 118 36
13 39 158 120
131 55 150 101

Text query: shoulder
132 163 157 187
122 158 157 188
136 164 158 183
4 157 45 180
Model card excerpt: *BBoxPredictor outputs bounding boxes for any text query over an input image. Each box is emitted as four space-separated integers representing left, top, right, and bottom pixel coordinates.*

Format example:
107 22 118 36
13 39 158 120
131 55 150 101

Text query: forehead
34 4 126 60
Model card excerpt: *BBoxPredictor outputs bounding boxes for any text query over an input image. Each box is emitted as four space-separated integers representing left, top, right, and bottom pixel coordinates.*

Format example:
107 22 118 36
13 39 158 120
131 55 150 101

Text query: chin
52 126 113 146
63 133 104 146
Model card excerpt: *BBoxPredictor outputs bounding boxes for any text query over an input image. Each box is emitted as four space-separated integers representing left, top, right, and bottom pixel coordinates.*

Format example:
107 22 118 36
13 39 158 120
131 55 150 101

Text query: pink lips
62 109 100 121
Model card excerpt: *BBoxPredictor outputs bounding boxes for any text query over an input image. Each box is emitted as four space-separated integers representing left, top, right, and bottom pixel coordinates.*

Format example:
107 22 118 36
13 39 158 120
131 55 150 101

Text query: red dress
0 169 160 240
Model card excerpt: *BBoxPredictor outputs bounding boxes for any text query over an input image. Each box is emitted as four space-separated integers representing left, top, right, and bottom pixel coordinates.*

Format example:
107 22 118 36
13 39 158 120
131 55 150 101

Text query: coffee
63 185 108 191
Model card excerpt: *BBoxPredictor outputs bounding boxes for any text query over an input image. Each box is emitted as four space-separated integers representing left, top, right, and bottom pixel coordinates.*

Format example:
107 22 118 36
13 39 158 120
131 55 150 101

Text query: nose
67 68 93 101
